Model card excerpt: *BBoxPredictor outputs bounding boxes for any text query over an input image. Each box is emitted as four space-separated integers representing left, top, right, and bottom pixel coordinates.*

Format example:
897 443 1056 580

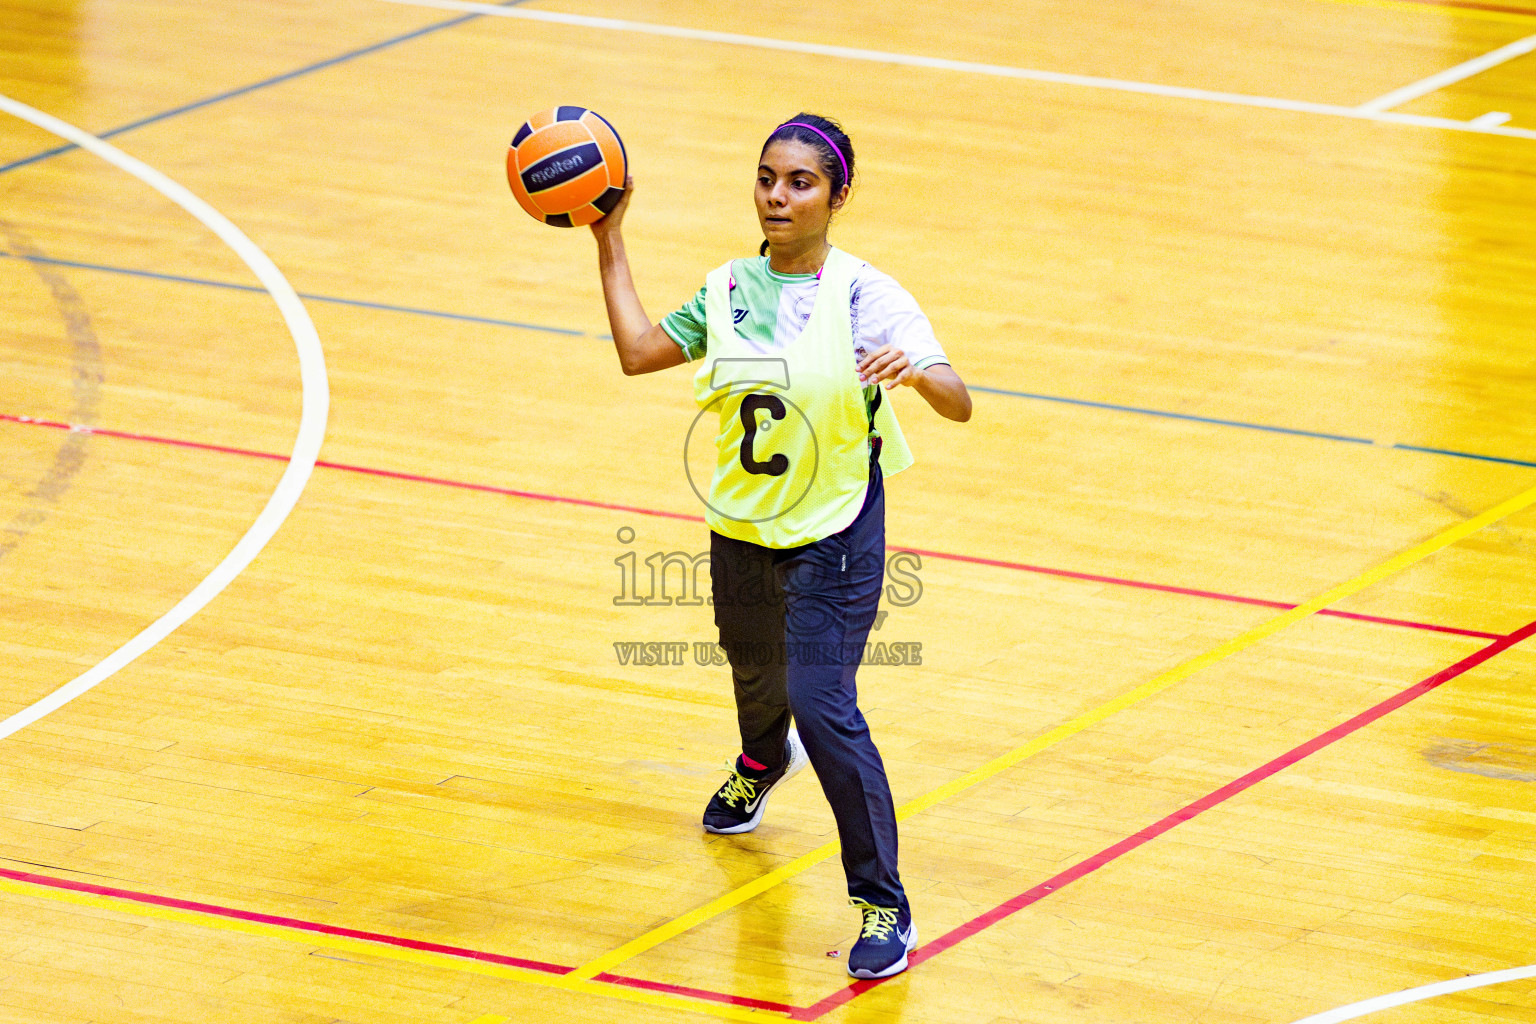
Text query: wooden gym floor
2 0 1535 1021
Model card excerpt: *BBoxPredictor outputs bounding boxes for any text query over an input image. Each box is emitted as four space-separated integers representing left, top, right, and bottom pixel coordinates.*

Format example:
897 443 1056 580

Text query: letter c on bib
739 393 789 476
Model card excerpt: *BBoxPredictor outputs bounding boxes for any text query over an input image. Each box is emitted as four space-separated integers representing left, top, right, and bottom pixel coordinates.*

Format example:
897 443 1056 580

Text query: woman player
590 113 971 979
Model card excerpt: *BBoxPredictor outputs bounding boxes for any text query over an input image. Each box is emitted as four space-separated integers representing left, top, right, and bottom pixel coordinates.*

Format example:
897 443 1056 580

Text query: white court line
1358 33 1536 111
377 0 1536 140
1286 963 1536 1023
0 95 329 742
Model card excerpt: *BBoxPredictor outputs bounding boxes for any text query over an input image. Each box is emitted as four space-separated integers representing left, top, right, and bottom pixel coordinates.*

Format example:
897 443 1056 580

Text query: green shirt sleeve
659 285 708 362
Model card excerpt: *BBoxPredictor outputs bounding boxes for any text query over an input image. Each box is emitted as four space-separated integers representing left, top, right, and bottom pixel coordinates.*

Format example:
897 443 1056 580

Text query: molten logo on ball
506 106 627 228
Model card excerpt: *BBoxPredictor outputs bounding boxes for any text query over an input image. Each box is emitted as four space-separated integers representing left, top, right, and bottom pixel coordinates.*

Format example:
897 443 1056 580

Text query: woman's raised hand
590 175 635 239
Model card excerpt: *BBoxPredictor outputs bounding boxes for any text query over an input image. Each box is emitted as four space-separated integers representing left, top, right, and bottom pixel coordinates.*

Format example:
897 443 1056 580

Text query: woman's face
755 139 848 252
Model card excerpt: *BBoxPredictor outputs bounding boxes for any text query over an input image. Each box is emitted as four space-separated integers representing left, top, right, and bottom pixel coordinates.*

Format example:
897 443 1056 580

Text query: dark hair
761 112 855 196
758 113 855 257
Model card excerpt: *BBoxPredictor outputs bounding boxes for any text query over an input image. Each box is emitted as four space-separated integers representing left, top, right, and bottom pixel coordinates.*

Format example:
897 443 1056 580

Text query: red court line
1395 0 1536 14
3 621 1529 1020
313 455 704 522
796 617 1536 1020
0 865 797 1015
0 413 1502 640
0 866 569 975
0 414 699 521
4 403 1529 1017
2 414 293 463
897 546 1503 640
594 972 799 1014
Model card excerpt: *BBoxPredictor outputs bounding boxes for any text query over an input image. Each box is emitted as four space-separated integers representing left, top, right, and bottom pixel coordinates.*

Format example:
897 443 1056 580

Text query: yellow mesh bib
693 247 912 548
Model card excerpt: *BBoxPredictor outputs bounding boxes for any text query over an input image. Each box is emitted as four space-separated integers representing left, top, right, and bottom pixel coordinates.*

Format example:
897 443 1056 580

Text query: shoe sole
847 925 918 980
702 727 808 835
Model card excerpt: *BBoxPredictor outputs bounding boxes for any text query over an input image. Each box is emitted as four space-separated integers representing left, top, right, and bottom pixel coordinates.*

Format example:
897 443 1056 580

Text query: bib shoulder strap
819 247 861 294
704 259 734 329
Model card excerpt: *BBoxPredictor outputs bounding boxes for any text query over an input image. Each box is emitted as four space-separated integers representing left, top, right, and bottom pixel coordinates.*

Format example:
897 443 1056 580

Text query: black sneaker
701 727 807 834
846 899 917 979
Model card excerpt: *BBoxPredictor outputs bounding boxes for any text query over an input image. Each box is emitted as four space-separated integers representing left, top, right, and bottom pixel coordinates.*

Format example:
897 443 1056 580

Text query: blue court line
981 391 1534 467
969 385 1378 445
968 386 1536 468
1392 444 1536 469
4 249 1531 470
0 251 587 337
0 1 527 176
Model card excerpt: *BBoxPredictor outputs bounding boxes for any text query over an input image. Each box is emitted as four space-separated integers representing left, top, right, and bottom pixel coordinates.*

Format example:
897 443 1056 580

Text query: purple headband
770 121 849 188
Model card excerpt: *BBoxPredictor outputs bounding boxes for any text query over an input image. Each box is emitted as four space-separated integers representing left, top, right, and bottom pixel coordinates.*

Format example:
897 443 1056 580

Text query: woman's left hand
857 344 916 390
859 347 973 422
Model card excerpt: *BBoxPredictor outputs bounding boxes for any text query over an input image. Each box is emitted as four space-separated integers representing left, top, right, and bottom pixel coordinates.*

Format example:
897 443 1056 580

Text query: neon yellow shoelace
717 763 761 808
850 899 898 940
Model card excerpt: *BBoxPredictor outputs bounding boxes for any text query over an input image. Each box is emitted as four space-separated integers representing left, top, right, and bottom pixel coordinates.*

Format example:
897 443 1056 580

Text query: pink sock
741 753 769 772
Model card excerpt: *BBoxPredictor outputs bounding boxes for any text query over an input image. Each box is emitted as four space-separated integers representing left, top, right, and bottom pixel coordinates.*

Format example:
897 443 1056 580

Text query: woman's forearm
911 364 972 422
595 230 649 356
589 179 684 376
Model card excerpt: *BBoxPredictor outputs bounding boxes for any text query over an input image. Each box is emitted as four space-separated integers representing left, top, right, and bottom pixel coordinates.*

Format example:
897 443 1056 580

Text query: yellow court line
567 478 1536 982
467 1017 509 1024
0 878 786 1023
8 487 1536 1015
1316 0 1536 23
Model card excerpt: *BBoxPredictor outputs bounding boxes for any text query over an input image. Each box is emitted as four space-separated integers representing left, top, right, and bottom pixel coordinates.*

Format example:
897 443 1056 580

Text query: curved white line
0 95 329 741
1287 964 1536 1024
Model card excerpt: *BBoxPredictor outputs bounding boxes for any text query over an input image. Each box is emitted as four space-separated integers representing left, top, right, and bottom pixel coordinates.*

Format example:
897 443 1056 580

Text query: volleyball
506 106 627 227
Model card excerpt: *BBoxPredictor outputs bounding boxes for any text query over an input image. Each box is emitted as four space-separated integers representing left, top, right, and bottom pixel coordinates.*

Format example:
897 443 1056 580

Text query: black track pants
709 463 906 912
